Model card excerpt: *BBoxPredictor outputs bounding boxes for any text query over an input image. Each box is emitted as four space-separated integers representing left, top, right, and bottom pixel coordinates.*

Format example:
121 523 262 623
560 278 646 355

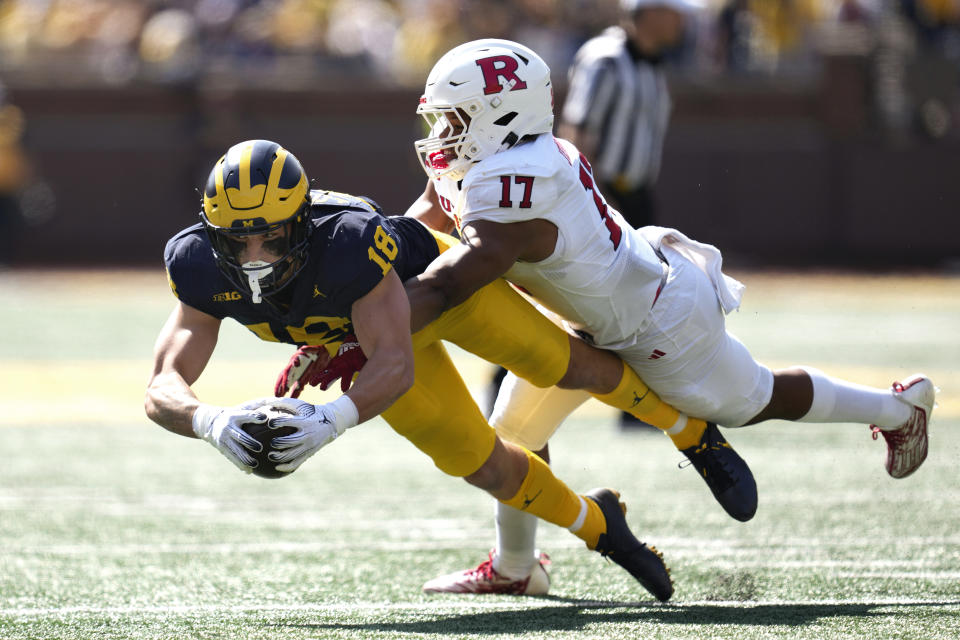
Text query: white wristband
191 403 221 439
329 395 359 435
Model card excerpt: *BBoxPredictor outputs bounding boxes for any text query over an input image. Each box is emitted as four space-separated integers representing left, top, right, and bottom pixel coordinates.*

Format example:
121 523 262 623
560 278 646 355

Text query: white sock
797 366 910 428
491 501 539 579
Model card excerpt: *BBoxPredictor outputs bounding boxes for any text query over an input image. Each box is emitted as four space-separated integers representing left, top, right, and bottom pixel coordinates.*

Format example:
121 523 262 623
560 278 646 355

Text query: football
240 407 298 479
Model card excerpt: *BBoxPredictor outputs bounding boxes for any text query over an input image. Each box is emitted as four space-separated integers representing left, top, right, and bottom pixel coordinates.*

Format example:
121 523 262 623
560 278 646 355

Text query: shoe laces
679 434 735 490
470 552 499 581
871 425 906 445
871 407 920 446
677 442 712 469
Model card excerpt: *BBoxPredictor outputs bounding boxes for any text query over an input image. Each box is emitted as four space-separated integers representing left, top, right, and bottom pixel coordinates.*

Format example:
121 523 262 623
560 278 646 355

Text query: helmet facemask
201 203 311 305
414 104 480 181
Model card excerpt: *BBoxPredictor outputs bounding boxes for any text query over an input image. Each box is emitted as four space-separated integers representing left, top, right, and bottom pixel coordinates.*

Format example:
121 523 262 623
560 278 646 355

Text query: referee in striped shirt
558 0 702 229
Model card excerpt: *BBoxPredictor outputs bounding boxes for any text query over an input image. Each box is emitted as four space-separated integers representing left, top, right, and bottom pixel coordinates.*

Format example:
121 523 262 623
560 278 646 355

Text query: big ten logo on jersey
212 290 242 302
476 56 528 95
367 225 398 276
245 316 352 345
498 175 534 209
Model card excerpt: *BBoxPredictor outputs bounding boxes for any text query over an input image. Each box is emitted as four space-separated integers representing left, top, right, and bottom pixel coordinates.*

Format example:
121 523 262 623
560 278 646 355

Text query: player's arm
343 268 415 421
404 179 455 234
405 217 555 333
145 301 271 472
145 301 221 437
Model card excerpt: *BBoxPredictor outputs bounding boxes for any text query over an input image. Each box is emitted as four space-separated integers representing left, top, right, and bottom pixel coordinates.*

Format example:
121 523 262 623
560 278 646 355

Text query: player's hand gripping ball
240 406 298 479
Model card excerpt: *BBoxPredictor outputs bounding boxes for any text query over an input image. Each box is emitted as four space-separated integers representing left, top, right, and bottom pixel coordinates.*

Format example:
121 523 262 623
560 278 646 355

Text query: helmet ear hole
493 112 518 127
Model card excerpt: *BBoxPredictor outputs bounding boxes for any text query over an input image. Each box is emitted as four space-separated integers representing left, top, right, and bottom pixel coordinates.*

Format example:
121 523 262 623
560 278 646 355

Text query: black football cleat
585 488 673 602
680 422 757 522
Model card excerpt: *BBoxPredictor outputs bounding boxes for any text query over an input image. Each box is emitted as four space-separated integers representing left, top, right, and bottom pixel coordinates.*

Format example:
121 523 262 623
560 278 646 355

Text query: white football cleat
422 551 550 596
871 374 935 478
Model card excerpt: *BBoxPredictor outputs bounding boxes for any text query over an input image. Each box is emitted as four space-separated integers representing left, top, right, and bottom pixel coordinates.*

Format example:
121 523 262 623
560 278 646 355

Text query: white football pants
490 245 774 449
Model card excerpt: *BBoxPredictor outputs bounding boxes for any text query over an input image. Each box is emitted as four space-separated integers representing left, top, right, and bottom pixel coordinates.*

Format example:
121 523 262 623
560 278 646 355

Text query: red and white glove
274 336 368 398
274 345 331 399
313 336 367 393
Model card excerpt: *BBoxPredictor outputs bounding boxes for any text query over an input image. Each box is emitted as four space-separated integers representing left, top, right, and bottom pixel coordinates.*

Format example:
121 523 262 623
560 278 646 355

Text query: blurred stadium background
0 0 959 268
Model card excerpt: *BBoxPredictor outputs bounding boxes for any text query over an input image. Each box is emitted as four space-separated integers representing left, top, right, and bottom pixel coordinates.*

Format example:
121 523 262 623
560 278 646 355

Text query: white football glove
192 398 278 473
261 396 359 472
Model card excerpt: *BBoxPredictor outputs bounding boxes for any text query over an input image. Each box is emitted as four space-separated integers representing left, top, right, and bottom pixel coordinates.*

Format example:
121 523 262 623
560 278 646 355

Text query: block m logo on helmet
476 55 527 95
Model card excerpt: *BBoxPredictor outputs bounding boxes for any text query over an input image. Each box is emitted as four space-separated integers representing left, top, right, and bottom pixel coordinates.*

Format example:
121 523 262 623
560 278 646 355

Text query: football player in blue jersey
142 138 742 601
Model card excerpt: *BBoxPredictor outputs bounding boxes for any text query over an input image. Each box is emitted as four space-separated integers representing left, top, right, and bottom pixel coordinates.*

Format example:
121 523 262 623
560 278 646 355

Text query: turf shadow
276 598 960 635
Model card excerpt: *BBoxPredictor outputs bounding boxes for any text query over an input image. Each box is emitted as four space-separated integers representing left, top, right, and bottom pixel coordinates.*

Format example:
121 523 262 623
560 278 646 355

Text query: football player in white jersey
282 39 934 596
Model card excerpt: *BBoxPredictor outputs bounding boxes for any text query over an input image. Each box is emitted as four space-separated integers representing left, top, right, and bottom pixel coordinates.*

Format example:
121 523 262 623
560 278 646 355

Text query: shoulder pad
466 135 558 185
310 189 383 215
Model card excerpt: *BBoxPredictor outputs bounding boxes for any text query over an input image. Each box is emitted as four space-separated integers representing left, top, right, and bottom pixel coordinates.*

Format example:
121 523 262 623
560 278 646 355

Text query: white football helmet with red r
414 39 554 181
